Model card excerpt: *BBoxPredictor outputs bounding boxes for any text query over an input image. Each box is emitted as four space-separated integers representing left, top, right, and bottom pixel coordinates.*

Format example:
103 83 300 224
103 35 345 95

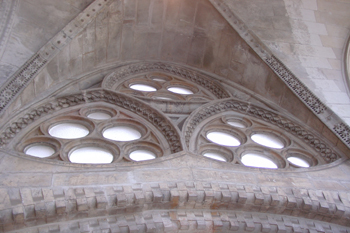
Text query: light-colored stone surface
0 0 349 232
223 0 350 126
0 0 94 85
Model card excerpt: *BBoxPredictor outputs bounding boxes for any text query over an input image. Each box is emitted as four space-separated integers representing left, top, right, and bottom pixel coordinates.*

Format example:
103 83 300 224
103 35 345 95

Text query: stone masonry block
271 194 280 206
134 191 145 205
76 198 88 211
302 197 313 210
196 220 206 230
84 188 95 198
244 219 256 231
238 191 248 204
229 220 240 231
179 191 188 203
8 188 22 205
55 200 66 215
179 220 189 230
254 193 265 205
286 196 297 208
161 190 171 202
96 195 108 209
44 202 56 217
34 202 46 219
170 190 180 204
75 188 85 197
338 192 350 207
12 206 24 223
116 193 127 206
204 191 214 203
48 225 60 233
221 191 231 202
42 189 55 202
152 190 163 203
188 190 197 202
31 188 44 202
146 222 157 232
52 188 65 199
163 218 174 231
213 220 223 230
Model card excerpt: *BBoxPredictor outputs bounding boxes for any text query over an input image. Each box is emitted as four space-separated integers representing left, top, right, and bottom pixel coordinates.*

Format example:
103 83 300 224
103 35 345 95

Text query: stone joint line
0 0 112 114
1 182 350 231
209 0 350 150
6 210 350 233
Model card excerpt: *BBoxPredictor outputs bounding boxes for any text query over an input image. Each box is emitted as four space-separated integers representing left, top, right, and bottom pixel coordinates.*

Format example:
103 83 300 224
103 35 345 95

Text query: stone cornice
1 182 350 231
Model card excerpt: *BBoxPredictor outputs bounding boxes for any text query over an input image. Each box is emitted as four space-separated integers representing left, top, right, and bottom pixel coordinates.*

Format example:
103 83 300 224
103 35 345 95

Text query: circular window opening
227 120 246 128
203 152 227 162
167 87 193 95
49 123 89 139
87 112 111 120
69 147 113 164
130 150 156 161
287 157 310 168
207 131 241 147
251 133 284 149
25 144 55 158
103 126 141 141
241 153 278 169
130 84 157 92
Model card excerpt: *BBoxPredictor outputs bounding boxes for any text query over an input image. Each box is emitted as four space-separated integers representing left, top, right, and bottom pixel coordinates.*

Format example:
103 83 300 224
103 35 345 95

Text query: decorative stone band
0 89 183 154
2 182 350 231
334 123 350 146
6 210 350 233
184 99 339 163
0 0 18 58
102 62 231 99
0 55 47 112
265 56 327 114
210 0 350 151
210 0 327 115
0 0 112 114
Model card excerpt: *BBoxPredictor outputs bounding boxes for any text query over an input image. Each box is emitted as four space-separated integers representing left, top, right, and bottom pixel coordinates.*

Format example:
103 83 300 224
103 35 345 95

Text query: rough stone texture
222 0 350 126
0 0 350 232
0 0 94 85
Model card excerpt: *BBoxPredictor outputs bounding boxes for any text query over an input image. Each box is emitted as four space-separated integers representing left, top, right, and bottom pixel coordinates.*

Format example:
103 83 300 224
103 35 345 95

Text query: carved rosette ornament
334 123 350 145
265 56 327 114
0 55 47 111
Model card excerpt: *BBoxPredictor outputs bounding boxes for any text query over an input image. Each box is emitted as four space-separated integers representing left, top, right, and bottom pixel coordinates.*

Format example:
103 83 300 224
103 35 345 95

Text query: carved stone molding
334 123 350 146
0 89 183 154
210 0 327 115
6 210 350 233
0 0 18 59
210 0 350 151
265 56 327 114
2 182 350 231
0 55 47 112
0 0 112 114
184 99 340 163
102 62 231 99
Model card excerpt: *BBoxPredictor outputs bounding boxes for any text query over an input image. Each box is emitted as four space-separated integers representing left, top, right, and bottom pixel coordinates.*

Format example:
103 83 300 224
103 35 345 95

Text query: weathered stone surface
0 0 349 232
